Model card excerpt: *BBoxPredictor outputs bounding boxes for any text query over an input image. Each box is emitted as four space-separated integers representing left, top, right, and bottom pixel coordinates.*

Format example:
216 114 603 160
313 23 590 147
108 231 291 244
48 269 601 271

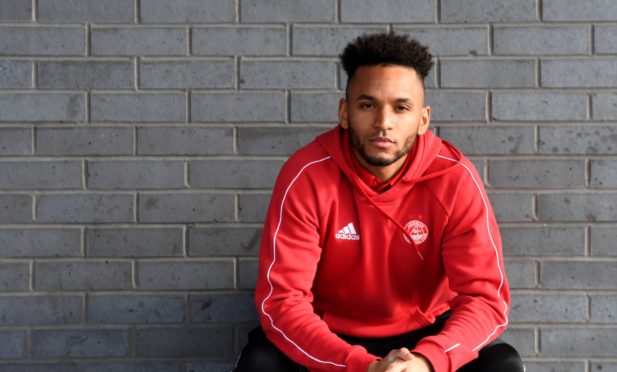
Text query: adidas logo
335 222 360 240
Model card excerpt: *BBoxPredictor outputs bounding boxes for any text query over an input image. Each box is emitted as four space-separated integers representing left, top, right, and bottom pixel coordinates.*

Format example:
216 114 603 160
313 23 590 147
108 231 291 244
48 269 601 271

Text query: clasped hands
366 348 433 372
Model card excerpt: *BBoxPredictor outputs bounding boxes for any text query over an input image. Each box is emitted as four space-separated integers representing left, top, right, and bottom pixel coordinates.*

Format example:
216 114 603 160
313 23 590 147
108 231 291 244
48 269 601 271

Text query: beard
347 123 417 167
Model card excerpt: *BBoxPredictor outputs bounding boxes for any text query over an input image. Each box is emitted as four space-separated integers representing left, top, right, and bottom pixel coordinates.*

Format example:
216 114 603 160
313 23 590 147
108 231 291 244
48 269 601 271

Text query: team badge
403 220 429 245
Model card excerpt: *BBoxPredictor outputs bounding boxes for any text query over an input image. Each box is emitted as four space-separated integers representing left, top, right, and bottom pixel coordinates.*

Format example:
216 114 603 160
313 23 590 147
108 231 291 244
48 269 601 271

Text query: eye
395 105 410 112
359 103 375 109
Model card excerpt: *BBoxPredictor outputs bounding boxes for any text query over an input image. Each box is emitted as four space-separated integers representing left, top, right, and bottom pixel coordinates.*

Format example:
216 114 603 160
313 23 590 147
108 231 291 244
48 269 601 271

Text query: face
339 65 431 179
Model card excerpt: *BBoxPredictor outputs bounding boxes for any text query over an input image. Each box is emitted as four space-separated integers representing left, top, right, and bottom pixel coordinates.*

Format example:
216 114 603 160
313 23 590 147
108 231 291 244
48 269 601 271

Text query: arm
255 157 377 371
411 162 510 372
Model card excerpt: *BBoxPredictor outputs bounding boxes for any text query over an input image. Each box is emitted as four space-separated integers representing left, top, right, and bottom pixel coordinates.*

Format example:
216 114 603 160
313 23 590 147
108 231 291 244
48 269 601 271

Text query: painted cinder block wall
0 0 616 371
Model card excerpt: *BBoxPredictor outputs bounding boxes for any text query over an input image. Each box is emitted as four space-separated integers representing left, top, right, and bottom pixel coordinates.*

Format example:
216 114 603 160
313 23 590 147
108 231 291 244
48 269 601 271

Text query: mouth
369 137 395 148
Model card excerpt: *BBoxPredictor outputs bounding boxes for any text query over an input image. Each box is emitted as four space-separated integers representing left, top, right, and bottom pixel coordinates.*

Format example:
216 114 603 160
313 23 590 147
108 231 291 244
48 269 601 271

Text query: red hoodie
255 126 510 372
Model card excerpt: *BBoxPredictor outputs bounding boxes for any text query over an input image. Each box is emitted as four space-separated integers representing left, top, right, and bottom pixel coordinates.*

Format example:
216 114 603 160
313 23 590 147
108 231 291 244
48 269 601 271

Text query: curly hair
340 32 433 85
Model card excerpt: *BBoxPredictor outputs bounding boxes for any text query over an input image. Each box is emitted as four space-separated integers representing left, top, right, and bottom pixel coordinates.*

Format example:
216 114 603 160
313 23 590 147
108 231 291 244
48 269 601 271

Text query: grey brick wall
0 0 615 370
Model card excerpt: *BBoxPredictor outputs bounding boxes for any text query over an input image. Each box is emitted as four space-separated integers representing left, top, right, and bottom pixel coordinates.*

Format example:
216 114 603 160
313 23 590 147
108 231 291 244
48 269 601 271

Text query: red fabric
255 125 510 372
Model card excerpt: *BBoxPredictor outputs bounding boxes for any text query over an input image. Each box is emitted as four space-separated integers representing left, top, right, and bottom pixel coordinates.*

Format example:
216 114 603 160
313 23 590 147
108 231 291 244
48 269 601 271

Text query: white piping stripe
436 155 509 352
445 343 460 353
260 156 347 368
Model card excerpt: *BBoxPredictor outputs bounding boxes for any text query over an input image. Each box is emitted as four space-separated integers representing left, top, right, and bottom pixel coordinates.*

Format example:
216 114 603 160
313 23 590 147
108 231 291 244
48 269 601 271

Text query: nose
374 107 393 130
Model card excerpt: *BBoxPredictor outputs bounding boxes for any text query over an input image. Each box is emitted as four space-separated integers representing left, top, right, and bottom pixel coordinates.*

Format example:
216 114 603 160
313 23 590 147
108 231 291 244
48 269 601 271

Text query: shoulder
276 140 337 189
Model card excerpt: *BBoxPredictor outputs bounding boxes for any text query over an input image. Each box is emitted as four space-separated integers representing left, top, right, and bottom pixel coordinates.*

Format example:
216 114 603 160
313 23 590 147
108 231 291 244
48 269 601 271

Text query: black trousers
234 314 525 372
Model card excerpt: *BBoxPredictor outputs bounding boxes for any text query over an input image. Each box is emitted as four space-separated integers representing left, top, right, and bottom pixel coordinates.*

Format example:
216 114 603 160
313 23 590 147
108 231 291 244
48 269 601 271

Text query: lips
369 137 395 148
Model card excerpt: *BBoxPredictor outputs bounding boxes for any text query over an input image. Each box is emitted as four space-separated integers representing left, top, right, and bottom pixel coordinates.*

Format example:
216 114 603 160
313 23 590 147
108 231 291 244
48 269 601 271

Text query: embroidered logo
335 222 360 241
404 220 429 245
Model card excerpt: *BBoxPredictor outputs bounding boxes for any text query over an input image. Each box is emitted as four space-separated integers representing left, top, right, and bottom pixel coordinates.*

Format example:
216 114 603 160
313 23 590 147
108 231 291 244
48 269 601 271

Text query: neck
353 151 408 182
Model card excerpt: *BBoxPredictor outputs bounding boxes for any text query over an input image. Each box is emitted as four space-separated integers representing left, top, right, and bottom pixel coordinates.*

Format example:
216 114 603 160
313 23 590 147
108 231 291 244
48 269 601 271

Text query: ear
338 98 349 129
418 105 431 135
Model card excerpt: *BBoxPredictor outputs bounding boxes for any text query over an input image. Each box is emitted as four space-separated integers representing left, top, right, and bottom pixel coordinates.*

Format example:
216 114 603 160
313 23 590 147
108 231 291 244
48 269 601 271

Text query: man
235 33 524 372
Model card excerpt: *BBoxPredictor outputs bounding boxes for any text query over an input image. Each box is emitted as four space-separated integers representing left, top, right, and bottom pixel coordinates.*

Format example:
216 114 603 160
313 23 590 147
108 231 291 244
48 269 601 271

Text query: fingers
398 347 413 361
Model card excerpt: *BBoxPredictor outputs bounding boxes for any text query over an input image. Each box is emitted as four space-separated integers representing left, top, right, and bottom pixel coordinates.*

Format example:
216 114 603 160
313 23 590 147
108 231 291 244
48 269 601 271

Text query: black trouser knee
459 341 525 372
234 327 306 372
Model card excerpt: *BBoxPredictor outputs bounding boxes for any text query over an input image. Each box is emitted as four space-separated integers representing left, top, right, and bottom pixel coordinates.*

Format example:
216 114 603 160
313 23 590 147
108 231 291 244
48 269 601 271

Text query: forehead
348 65 424 98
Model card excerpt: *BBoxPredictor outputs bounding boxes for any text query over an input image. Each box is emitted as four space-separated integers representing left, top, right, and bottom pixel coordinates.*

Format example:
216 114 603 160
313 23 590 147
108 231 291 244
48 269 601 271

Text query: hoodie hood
316 125 463 259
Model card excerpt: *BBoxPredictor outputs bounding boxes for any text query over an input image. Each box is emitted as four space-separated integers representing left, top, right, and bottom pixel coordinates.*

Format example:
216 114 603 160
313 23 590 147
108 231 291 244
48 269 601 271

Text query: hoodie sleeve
254 155 377 372
411 161 510 372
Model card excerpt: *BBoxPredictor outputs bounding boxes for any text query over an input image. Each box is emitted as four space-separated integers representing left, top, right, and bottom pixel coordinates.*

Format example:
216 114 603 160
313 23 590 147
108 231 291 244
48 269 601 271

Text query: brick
140 60 233 89
193 26 286 56
0 295 82 325
35 261 132 291
0 0 31 21
291 92 342 123
33 329 128 358
0 228 80 258
38 61 133 90
0 128 30 156
0 262 29 291
37 194 133 223
501 227 584 256
138 127 233 155
396 26 488 57
91 27 187 56
137 260 234 290
494 26 589 55
192 92 285 122
591 363 617 372
39 0 132 23
240 60 335 89
595 25 617 54
492 92 587 121
140 0 234 23
590 227 617 256
543 59 617 88
0 60 32 88
238 258 258 289
0 194 32 223
425 91 486 122
590 295 617 323
0 161 81 190
0 26 85 56
538 194 617 222
505 259 536 288
87 227 183 257
185 363 235 372
0 93 84 122
139 193 234 223
91 93 185 123
487 193 533 222
441 59 536 88
80 363 180 372
237 127 325 156
544 0 617 21
190 160 284 189
541 261 617 289
488 160 585 189
241 0 335 22
541 328 617 357
499 328 535 357
238 193 270 223
188 227 261 257
441 0 536 22
190 293 258 323
292 26 386 56
591 160 617 188
341 0 433 22
0 364 78 372
0 332 26 358
87 160 184 190
37 127 133 156
523 362 585 372
592 92 617 121
540 126 617 155
88 295 184 324
510 294 587 323
137 327 233 357
439 126 534 155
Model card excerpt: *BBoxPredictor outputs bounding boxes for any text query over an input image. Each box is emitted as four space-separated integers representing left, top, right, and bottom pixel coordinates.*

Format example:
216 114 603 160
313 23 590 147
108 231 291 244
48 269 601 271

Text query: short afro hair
340 32 433 85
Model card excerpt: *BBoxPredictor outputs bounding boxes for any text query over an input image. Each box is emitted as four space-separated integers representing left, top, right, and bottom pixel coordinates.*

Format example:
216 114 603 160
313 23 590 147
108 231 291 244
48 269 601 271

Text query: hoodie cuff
412 340 449 372
345 346 379 372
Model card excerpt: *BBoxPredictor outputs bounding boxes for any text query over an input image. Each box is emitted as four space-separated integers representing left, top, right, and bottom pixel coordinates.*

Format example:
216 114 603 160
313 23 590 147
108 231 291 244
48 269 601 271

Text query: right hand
366 348 432 372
